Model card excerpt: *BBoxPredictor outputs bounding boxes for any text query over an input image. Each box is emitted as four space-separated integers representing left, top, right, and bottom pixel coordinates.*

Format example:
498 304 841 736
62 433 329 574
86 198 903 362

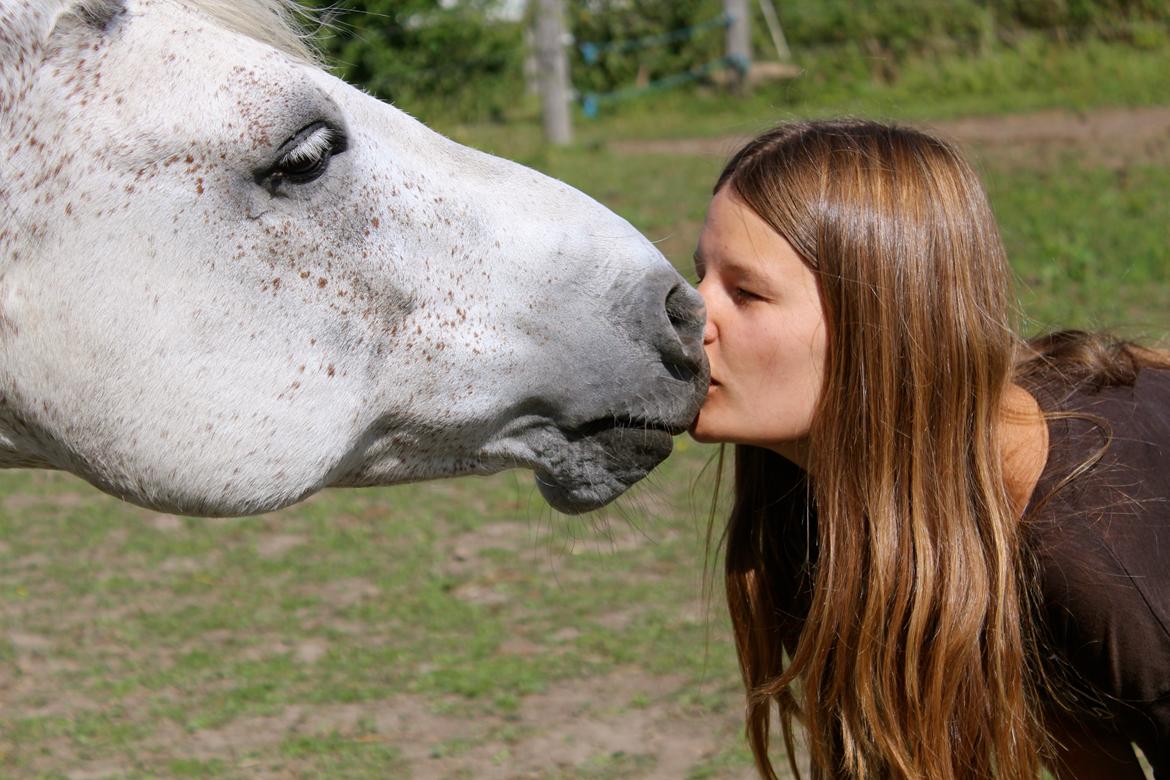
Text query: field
3 42 1169 780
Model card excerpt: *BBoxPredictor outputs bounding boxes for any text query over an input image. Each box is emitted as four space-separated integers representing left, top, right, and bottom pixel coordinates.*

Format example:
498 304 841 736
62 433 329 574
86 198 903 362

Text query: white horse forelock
70 0 319 63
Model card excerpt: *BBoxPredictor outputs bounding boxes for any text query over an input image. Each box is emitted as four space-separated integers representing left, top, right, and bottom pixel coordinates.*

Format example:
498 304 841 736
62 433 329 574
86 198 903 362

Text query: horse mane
69 0 320 63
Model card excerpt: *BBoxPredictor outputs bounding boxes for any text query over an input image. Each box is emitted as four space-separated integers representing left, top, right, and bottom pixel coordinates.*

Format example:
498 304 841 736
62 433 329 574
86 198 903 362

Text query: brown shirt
770 367 1170 772
1026 367 1170 773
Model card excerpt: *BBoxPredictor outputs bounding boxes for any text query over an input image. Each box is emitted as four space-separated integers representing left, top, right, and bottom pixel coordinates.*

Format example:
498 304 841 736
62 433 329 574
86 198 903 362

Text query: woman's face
690 188 827 459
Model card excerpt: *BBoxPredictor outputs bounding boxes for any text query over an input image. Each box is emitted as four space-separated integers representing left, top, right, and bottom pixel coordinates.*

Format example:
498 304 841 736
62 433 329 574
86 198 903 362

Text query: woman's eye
734 287 757 302
265 123 347 187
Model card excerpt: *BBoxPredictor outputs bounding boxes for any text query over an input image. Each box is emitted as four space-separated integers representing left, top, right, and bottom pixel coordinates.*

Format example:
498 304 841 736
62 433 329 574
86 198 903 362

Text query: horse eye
262 122 347 187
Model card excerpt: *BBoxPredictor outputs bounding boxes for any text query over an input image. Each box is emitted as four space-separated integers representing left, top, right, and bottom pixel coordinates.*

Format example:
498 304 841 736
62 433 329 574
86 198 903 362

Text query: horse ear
0 1 124 66
0 1 123 114
0 3 60 112
66 0 127 33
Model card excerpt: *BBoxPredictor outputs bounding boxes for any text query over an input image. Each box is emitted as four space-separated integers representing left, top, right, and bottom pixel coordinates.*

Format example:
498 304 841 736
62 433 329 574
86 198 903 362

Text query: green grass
437 37 1170 158
989 160 1170 338
0 447 745 778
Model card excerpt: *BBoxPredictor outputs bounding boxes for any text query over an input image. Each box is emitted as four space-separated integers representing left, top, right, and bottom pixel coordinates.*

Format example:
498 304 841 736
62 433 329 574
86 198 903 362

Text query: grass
989 160 1170 338
3 36 1168 780
436 36 1170 157
1 447 743 778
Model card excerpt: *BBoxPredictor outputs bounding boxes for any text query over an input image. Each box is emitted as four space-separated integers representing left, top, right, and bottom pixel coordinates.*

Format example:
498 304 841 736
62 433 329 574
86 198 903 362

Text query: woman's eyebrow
693 251 769 285
722 260 767 285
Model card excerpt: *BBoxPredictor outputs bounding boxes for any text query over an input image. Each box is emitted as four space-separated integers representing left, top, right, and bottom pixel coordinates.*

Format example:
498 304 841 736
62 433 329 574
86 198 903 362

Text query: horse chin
532 424 677 514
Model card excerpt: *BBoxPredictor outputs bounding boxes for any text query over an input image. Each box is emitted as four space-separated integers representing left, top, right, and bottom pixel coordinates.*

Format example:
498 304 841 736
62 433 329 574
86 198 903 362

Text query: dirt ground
611 105 1170 170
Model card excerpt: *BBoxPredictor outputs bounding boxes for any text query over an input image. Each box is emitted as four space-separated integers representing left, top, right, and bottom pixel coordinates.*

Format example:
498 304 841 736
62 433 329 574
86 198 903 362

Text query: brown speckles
0 0 637 509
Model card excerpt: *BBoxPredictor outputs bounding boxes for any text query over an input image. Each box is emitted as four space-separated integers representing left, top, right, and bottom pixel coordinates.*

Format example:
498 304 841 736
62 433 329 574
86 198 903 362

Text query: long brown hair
715 120 1044 779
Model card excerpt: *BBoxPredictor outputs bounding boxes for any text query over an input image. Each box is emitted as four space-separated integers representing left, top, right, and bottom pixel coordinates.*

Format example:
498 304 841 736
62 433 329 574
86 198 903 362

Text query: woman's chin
688 415 721 444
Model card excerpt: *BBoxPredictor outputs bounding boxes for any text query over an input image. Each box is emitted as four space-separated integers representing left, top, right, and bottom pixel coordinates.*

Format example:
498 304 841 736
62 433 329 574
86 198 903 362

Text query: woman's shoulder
1032 364 1170 441
1028 364 1170 551
1134 363 1170 401
1026 365 1170 706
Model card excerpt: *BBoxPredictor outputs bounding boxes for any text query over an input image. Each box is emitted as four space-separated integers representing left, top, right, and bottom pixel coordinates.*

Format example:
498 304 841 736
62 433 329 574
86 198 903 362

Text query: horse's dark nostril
665 361 695 383
658 281 707 385
666 293 691 328
664 283 704 344
629 268 708 385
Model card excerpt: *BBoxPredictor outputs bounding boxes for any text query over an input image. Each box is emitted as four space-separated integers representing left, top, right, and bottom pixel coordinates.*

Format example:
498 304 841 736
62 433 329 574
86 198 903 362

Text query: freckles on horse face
0 0 708 515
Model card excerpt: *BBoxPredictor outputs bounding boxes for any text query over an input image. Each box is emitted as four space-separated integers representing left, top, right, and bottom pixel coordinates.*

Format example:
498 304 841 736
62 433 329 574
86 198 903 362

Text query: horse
0 0 708 517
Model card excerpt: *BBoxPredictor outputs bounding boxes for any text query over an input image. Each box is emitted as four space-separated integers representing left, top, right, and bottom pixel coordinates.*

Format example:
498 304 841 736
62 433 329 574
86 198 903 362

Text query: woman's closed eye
733 286 763 303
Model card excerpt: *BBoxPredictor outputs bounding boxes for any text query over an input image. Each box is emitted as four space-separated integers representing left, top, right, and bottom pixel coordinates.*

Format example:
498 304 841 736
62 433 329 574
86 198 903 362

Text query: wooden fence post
724 0 752 88
535 0 573 146
757 0 791 62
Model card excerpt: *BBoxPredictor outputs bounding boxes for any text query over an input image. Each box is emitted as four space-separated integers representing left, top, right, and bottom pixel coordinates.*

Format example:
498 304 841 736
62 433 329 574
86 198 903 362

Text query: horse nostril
631 268 708 384
664 361 695 383
664 283 705 345
659 282 707 385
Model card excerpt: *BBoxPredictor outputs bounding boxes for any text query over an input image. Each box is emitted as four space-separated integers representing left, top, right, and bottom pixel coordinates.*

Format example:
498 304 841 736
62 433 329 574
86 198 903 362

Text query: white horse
0 0 707 516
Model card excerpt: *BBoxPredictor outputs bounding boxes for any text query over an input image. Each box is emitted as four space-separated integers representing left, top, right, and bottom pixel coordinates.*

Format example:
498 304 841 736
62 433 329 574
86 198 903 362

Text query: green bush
295 1 1170 123
568 0 727 95
303 0 526 123
565 0 1170 104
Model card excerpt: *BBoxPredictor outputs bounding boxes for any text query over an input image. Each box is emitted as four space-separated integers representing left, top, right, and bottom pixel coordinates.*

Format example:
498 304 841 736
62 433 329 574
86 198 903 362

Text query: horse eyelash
280 127 337 166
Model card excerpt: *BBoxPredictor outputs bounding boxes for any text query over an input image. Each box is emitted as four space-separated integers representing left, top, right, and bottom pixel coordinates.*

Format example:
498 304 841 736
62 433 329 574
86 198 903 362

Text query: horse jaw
0 0 707 516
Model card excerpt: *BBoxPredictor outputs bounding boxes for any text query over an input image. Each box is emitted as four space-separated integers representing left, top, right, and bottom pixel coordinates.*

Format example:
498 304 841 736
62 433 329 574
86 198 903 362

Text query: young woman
690 119 1170 779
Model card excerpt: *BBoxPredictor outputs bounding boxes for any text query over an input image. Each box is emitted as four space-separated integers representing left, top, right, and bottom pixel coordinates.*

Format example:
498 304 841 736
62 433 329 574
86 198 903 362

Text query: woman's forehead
697 191 795 274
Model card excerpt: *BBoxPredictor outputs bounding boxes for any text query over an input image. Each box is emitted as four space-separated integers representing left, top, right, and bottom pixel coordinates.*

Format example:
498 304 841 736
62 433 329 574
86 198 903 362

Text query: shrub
303 0 526 123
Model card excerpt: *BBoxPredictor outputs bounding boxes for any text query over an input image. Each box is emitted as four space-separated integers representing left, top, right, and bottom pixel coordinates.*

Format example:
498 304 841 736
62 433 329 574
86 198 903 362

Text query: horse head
0 0 708 515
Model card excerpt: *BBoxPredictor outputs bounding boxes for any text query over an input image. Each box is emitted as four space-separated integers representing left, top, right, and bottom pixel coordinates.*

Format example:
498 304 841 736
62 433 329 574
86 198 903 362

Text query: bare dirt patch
100 671 756 779
611 105 1170 169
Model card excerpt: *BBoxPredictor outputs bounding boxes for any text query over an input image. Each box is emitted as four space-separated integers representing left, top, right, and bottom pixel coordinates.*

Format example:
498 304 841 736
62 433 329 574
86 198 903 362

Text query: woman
691 119 1170 779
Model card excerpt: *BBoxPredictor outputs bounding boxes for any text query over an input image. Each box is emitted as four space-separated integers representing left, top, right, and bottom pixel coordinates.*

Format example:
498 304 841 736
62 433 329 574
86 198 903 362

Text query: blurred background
299 0 1169 336
2 2 1167 778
